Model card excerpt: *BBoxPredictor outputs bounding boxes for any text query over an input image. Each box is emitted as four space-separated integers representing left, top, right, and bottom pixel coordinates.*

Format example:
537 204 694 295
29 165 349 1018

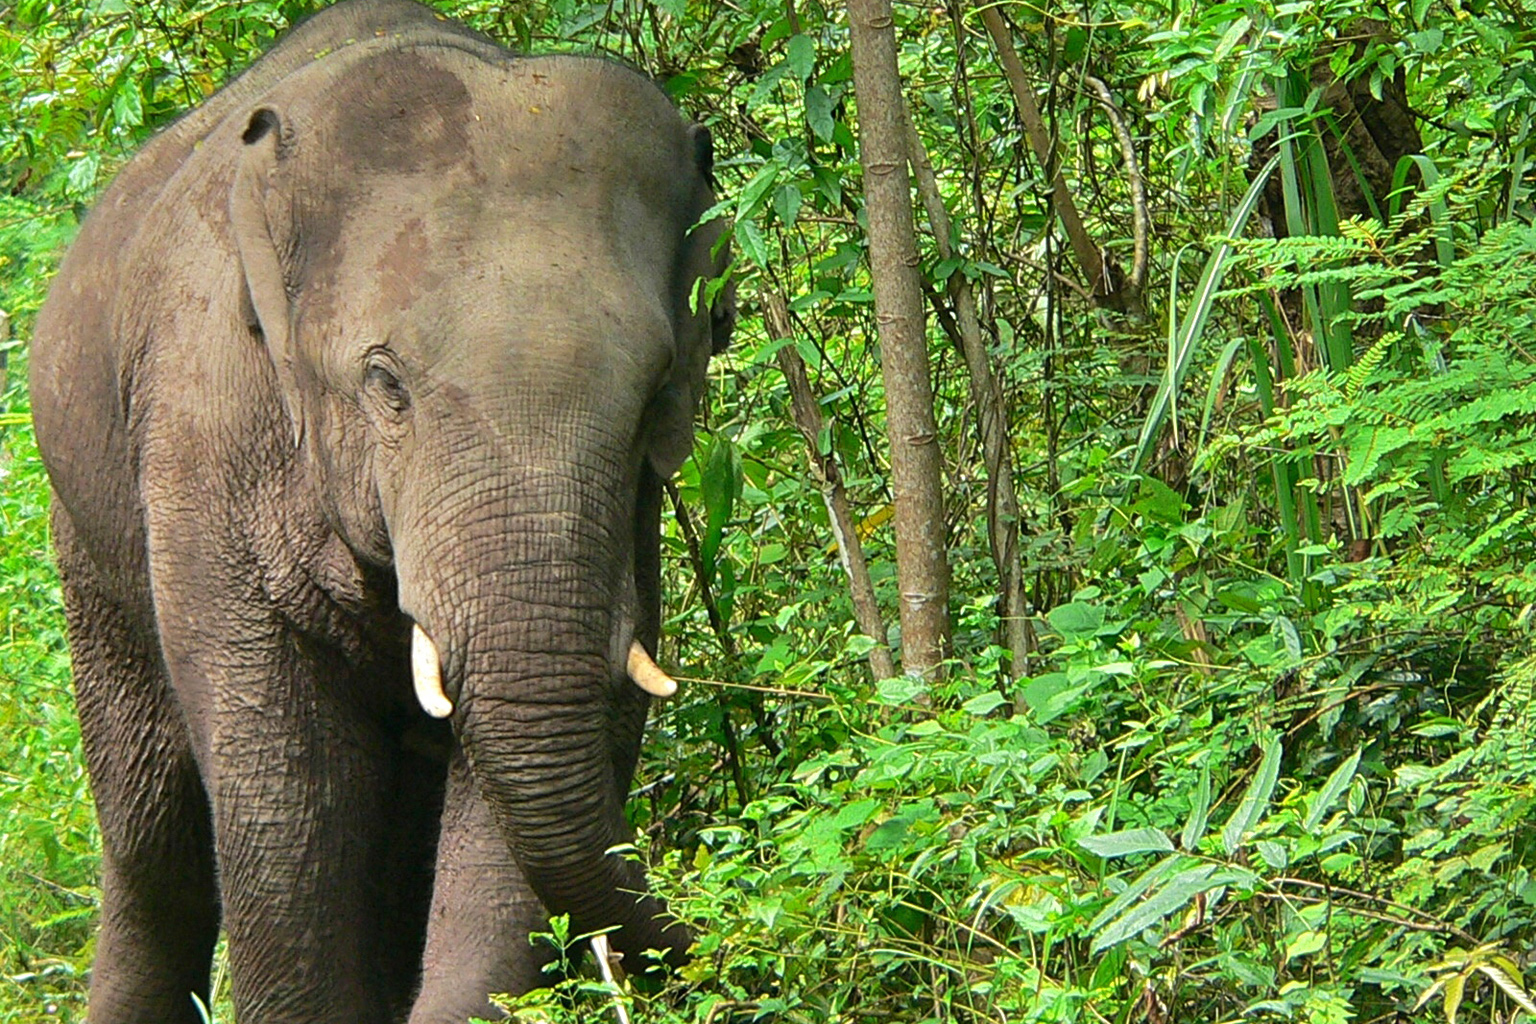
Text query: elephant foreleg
200 656 398 1024
55 507 220 1024
410 753 552 1023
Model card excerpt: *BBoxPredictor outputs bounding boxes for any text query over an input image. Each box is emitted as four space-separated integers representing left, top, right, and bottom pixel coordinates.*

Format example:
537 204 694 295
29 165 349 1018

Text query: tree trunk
902 105 1034 680
846 0 950 677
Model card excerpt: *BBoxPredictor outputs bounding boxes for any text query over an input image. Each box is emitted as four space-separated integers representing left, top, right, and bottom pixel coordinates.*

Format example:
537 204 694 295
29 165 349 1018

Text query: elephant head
229 49 732 968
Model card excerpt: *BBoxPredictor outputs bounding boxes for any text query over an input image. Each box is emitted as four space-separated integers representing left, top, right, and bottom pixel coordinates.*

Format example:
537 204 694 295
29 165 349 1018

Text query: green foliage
3 0 1535 1020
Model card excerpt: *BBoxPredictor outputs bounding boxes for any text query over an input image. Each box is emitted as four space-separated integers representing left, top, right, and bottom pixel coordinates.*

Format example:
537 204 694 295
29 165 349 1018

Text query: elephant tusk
412 624 454 719
627 640 678 698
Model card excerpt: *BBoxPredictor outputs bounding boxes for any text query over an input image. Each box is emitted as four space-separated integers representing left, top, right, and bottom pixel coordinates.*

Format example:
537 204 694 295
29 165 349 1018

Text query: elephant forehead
326 48 476 178
312 187 674 319
302 48 694 195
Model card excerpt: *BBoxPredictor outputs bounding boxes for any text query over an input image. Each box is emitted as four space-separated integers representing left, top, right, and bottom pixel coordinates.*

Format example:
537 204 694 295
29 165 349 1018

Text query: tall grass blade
1133 154 1279 471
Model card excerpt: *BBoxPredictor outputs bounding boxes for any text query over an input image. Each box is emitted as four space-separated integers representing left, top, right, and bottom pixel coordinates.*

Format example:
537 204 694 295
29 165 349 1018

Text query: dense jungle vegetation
2 0 1534 1020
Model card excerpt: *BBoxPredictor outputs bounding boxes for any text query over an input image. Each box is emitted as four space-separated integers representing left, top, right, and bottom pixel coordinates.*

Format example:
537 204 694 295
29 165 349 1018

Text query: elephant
28 1 733 1021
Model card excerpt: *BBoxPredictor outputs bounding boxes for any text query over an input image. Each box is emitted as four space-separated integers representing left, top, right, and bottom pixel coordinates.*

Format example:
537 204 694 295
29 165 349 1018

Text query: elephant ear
686 123 736 355
230 106 305 447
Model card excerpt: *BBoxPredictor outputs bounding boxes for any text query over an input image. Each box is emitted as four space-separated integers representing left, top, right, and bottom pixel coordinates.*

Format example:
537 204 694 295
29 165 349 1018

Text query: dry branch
902 104 1035 678
765 293 897 681
980 7 1145 315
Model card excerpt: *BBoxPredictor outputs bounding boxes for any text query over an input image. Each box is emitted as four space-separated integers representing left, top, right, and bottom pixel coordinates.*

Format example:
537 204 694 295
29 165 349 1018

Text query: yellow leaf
1443 970 1465 1024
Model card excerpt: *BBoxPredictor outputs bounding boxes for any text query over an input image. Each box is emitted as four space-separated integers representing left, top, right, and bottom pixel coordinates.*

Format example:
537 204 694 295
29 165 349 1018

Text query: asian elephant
28 1 733 1021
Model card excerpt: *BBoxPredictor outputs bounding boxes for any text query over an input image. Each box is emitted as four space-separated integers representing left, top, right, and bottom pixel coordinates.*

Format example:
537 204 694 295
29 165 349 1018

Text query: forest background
1 0 1534 1021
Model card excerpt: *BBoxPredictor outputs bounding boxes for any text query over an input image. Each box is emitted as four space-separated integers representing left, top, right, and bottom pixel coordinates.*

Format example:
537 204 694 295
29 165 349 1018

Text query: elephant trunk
394 462 689 970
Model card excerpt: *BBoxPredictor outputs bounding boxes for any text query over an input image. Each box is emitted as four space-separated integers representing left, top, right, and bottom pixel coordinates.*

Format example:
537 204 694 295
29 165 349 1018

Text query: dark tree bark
846 0 951 677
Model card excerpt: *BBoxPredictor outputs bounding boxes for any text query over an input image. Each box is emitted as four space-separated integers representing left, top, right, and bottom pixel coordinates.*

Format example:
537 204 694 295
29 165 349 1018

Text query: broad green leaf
1133 153 1279 471
1087 854 1185 933
1091 863 1219 953
960 691 1007 716
876 676 927 705
1212 15 1252 61
699 434 739 583
773 183 801 227
1284 929 1327 961
1079 827 1174 859
785 34 815 83
111 81 143 128
1272 616 1302 661
1303 749 1361 832
1222 736 1282 856
736 164 780 220
1046 602 1104 639
831 798 881 830
66 153 100 197
1021 673 1091 725
1444 971 1465 1023
805 85 835 141
734 218 768 269
1478 961 1536 1016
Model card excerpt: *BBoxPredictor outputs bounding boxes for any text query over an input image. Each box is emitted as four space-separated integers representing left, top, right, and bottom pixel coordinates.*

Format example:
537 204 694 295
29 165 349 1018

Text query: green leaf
736 163 780 220
1303 749 1361 832
1130 476 1185 524
1091 863 1219 952
865 816 910 851
831 798 881 830
699 434 740 584
1477 961 1536 1016
1444 970 1465 1023
1046 602 1104 639
773 183 801 227
1181 769 1212 851
805 85 835 141
1020 672 1089 724
1079 827 1175 859
111 81 144 128
1222 736 1282 855
735 218 768 269
66 153 100 197
960 691 1007 716
1087 854 1185 933
785 34 815 83
1284 928 1327 961
877 676 928 705
1134 154 1279 471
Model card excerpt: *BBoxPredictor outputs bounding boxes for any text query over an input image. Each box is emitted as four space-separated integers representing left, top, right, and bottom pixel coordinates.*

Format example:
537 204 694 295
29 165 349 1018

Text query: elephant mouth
408 623 676 719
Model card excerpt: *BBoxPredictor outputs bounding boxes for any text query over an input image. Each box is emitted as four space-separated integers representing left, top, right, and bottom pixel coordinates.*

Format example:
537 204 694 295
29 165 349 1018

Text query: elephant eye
363 351 411 414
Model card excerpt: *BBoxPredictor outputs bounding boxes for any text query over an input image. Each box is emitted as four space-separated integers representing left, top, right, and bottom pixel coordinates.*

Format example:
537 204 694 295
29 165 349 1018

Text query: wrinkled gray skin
29 2 732 1021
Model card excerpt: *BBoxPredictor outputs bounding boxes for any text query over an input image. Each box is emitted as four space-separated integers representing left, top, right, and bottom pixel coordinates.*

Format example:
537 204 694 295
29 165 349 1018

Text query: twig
1083 74 1149 301
764 292 897 680
902 100 1036 680
674 675 834 701
589 934 631 1024
1270 877 1478 944
978 6 1106 300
